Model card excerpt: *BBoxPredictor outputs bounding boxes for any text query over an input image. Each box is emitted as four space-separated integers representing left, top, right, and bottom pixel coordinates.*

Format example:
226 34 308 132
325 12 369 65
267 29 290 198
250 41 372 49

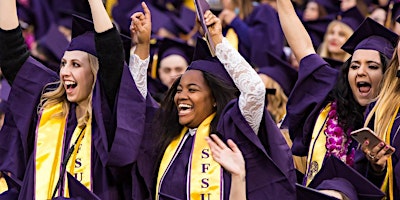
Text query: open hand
206 134 245 177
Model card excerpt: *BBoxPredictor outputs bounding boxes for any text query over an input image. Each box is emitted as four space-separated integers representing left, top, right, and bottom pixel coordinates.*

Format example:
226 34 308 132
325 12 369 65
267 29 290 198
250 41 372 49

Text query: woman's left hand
203 10 223 45
206 134 245 178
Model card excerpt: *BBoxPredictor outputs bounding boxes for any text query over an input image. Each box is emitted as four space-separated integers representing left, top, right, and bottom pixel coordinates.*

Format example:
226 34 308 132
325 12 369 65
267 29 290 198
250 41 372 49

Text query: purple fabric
341 18 398 59
313 0 340 16
230 4 285 68
339 6 365 31
303 17 333 49
187 59 235 87
258 52 298 96
66 32 96 57
281 54 338 156
38 24 69 60
355 106 400 200
133 99 297 199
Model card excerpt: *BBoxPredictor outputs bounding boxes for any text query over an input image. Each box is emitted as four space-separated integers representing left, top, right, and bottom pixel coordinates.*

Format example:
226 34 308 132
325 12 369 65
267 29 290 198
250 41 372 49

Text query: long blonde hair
259 74 288 123
39 53 99 128
365 42 400 139
318 20 353 62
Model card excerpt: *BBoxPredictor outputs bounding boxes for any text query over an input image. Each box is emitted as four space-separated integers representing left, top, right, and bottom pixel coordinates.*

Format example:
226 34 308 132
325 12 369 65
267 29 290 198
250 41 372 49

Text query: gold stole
0 174 7 194
156 113 223 200
380 106 398 200
105 0 117 17
304 103 331 186
35 103 92 199
226 29 239 50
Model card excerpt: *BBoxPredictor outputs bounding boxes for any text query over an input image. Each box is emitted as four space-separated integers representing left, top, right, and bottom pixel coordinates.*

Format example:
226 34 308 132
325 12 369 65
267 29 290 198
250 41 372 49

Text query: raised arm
128 2 151 99
89 0 124 108
205 11 265 134
276 0 315 62
0 0 18 30
0 0 30 85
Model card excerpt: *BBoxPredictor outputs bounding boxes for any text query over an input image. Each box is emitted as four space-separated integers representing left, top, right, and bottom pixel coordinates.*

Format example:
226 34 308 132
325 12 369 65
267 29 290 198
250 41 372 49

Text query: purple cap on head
153 38 194 78
66 15 97 57
394 2 400 23
341 17 399 59
38 24 70 60
187 38 234 87
308 156 385 200
258 52 298 96
339 6 365 31
313 0 340 16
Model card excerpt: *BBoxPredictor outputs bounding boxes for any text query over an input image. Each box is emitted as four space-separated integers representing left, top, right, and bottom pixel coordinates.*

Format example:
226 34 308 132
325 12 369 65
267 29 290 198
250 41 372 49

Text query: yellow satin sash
226 28 238 50
0 174 7 194
35 103 92 199
156 113 222 200
305 103 330 186
105 0 117 17
381 106 398 200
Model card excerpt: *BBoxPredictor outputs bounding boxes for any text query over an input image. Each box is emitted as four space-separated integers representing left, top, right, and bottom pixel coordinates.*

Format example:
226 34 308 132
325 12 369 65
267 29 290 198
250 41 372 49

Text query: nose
176 89 188 100
356 65 367 77
59 63 71 77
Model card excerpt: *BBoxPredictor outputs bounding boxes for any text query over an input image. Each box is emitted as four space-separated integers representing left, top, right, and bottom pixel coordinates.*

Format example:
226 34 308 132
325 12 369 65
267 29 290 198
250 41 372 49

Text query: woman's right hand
361 140 395 173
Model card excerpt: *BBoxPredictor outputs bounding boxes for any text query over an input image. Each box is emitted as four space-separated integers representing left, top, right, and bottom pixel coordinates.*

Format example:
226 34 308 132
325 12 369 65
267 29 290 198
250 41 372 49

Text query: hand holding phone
350 127 394 155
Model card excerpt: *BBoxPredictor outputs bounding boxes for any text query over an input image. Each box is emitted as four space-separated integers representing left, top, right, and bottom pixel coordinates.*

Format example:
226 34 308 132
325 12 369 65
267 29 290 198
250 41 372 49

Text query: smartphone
350 127 394 154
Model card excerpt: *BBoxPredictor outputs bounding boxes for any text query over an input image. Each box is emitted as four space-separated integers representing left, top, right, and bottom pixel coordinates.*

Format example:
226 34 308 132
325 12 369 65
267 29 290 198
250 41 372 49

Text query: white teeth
178 104 192 109
65 80 76 86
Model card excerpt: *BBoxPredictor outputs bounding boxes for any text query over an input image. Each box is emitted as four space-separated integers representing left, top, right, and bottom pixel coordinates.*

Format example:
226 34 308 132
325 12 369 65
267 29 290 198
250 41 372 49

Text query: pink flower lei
325 101 355 166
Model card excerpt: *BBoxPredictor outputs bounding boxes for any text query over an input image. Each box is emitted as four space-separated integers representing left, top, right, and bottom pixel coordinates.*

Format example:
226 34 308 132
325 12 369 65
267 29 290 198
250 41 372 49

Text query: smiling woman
131 7 297 200
0 0 146 199
278 0 398 197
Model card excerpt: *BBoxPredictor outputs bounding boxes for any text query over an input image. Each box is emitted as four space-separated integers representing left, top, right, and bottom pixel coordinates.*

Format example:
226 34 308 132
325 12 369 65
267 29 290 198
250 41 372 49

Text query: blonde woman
0 0 147 198
359 39 400 200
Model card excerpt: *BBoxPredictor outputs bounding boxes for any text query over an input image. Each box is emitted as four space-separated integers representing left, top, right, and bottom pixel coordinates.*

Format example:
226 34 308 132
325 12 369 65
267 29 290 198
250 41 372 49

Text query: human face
60 51 94 105
348 49 384 106
174 70 216 128
159 55 188 88
340 0 356 12
303 2 319 22
369 8 386 26
326 24 347 55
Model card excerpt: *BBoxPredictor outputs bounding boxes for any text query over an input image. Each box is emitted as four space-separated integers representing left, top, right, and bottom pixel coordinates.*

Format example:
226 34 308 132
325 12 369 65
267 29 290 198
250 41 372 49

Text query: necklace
325 101 355 166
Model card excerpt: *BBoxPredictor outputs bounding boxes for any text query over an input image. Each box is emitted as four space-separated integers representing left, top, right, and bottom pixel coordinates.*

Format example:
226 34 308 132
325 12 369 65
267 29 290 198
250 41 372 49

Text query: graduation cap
393 2 400 23
313 0 340 16
66 14 132 61
258 52 298 96
341 17 398 59
66 14 97 56
37 24 70 61
296 183 339 200
187 38 234 87
339 6 365 31
308 156 385 200
152 38 194 79
304 18 333 49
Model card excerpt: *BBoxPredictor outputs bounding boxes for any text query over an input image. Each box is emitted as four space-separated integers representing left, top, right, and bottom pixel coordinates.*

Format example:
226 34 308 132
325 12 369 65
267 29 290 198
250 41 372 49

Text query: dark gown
228 3 285 68
0 26 146 199
354 102 400 200
133 97 297 199
281 54 366 198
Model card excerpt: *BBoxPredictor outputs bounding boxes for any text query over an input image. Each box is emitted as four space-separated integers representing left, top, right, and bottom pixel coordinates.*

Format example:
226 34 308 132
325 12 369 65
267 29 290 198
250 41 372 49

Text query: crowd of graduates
2 0 400 199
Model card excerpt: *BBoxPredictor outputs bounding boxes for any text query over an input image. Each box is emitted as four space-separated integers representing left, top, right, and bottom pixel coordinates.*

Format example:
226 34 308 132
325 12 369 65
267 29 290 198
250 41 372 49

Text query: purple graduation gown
0 29 146 199
282 54 366 198
354 103 400 199
133 97 297 199
228 3 285 68
281 54 338 156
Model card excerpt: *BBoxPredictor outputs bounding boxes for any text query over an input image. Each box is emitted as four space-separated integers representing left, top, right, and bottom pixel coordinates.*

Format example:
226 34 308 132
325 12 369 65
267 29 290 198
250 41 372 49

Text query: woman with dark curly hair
277 0 398 198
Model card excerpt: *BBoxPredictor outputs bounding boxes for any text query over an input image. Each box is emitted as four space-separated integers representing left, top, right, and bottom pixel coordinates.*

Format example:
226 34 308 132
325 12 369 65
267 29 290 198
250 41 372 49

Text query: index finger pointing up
141 2 151 21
